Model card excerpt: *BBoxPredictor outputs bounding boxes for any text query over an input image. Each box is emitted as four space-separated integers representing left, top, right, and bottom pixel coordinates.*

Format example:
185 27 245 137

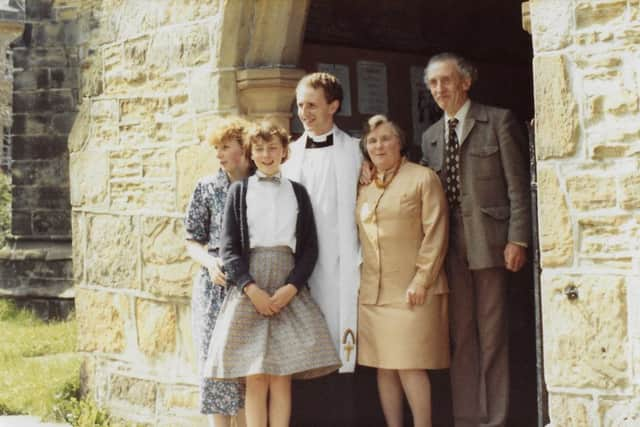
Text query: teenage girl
205 121 340 427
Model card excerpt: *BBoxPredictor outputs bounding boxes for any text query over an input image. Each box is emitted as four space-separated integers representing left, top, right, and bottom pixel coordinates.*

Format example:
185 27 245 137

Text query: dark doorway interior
291 1 537 426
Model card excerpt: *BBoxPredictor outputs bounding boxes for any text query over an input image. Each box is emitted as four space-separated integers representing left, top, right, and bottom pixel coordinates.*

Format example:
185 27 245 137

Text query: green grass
0 299 81 419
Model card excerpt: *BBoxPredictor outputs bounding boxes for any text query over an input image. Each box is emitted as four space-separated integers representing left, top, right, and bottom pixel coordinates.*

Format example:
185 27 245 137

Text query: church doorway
290 1 539 426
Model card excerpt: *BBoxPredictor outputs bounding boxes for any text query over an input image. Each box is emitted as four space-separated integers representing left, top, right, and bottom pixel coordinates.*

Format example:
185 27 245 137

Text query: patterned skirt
205 246 341 380
191 267 244 415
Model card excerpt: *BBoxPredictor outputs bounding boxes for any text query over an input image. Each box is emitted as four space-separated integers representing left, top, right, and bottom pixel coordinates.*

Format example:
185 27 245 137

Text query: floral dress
185 169 244 415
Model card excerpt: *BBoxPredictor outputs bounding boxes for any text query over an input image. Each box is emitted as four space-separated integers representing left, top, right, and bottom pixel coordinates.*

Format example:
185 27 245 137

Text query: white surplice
282 125 362 373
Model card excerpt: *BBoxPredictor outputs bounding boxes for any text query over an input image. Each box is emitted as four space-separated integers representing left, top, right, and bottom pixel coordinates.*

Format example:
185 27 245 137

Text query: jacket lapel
460 101 488 145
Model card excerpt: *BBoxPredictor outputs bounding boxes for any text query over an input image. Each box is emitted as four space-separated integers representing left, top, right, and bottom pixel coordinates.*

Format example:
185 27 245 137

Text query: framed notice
357 61 388 115
318 63 352 116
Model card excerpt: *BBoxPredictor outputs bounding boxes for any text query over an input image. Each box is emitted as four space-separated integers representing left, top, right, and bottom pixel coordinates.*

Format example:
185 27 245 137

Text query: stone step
0 416 70 427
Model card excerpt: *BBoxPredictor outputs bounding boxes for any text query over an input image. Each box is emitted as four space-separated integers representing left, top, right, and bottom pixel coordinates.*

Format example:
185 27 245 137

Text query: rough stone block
32 22 67 47
109 150 141 179
533 55 578 159
542 274 628 389
80 52 103 98
49 68 79 89
71 211 84 282
600 398 640 427
76 288 128 353
603 89 639 116
109 374 157 410
530 0 573 53
120 97 165 125
158 0 220 25
26 0 53 20
537 166 573 267
189 69 237 113
620 173 640 209
576 0 627 29
12 114 48 136
51 112 77 134
176 304 197 377
13 69 49 91
176 143 219 212
12 185 70 210
141 148 172 178
135 299 177 357
110 180 176 212
548 394 592 427
69 150 108 208
578 215 639 260
67 102 89 153
142 216 197 297
11 135 69 160
565 174 617 210
86 215 139 289
33 210 70 235
123 35 149 67
158 385 199 413
113 1 160 40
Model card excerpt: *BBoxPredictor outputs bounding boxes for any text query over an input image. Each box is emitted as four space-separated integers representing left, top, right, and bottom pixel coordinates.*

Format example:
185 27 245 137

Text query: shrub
52 381 112 427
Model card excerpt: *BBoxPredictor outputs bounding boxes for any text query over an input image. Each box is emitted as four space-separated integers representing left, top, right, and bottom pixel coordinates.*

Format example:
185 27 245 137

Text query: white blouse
246 173 298 252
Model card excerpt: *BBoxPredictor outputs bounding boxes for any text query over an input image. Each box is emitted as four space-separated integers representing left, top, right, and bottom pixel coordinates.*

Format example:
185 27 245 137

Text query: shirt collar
444 99 471 126
444 99 471 139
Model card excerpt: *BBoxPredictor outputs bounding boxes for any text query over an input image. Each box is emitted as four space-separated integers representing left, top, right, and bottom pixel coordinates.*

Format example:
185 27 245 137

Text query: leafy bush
52 382 112 427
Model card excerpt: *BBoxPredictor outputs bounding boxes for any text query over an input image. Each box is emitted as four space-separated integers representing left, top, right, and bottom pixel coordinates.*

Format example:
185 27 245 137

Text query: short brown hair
246 121 291 163
297 72 343 113
360 114 408 161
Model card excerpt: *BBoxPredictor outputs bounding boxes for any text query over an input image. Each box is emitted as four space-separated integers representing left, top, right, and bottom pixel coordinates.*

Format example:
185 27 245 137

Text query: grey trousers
447 209 509 427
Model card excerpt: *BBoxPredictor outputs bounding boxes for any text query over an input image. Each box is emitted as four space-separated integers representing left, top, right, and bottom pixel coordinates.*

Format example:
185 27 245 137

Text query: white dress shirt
246 172 298 252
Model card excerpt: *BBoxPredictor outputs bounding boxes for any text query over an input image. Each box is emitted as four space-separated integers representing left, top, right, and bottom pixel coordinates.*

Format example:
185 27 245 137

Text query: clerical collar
307 127 335 142
306 133 334 149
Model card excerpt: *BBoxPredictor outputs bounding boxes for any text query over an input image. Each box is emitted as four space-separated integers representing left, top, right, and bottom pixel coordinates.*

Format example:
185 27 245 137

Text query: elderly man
421 53 531 427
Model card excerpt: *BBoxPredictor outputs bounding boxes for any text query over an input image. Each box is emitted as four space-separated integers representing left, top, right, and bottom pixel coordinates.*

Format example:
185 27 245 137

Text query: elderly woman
185 116 252 427
356 115 450 427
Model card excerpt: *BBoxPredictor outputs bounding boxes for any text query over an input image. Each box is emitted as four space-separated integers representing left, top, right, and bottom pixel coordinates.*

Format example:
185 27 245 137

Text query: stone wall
530 0 640 424
0 0 75 318
71 0 308 424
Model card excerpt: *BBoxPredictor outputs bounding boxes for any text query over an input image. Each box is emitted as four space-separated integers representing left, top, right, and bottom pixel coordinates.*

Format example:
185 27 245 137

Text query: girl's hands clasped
270 284 298 313
245 284 276 316
245 283 298 316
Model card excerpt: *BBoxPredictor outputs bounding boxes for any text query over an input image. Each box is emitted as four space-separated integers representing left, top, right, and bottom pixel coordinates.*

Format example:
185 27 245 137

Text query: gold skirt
357 295 450 370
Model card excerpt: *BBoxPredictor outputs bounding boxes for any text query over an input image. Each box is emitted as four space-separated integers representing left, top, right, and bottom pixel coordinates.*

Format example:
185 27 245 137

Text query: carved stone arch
217 0 311 128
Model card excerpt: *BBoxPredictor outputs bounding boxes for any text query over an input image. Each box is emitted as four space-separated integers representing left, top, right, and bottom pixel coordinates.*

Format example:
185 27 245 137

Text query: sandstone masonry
530 0 640 424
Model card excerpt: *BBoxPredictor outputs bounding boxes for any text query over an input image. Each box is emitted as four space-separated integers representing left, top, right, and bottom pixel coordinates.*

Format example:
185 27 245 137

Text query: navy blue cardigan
220 177 319 291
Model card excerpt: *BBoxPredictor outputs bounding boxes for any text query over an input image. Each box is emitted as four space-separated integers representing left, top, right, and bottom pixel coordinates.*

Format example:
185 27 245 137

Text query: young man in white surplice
281 72 362 425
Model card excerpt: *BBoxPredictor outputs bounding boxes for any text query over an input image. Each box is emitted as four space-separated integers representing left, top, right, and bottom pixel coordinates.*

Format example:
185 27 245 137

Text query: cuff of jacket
236 274 255 291
284 273 306 291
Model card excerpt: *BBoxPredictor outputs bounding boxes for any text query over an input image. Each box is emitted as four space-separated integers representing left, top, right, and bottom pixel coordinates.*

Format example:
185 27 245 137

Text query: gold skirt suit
356 160 450 369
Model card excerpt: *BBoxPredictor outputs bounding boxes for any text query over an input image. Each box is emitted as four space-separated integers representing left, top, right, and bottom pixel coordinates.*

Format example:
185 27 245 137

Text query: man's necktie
445 118 460 206
305 133 334 149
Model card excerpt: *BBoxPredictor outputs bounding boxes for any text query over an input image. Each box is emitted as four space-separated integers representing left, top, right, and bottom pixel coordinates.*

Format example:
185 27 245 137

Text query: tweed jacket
421 101 531 270
220 177 318 291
